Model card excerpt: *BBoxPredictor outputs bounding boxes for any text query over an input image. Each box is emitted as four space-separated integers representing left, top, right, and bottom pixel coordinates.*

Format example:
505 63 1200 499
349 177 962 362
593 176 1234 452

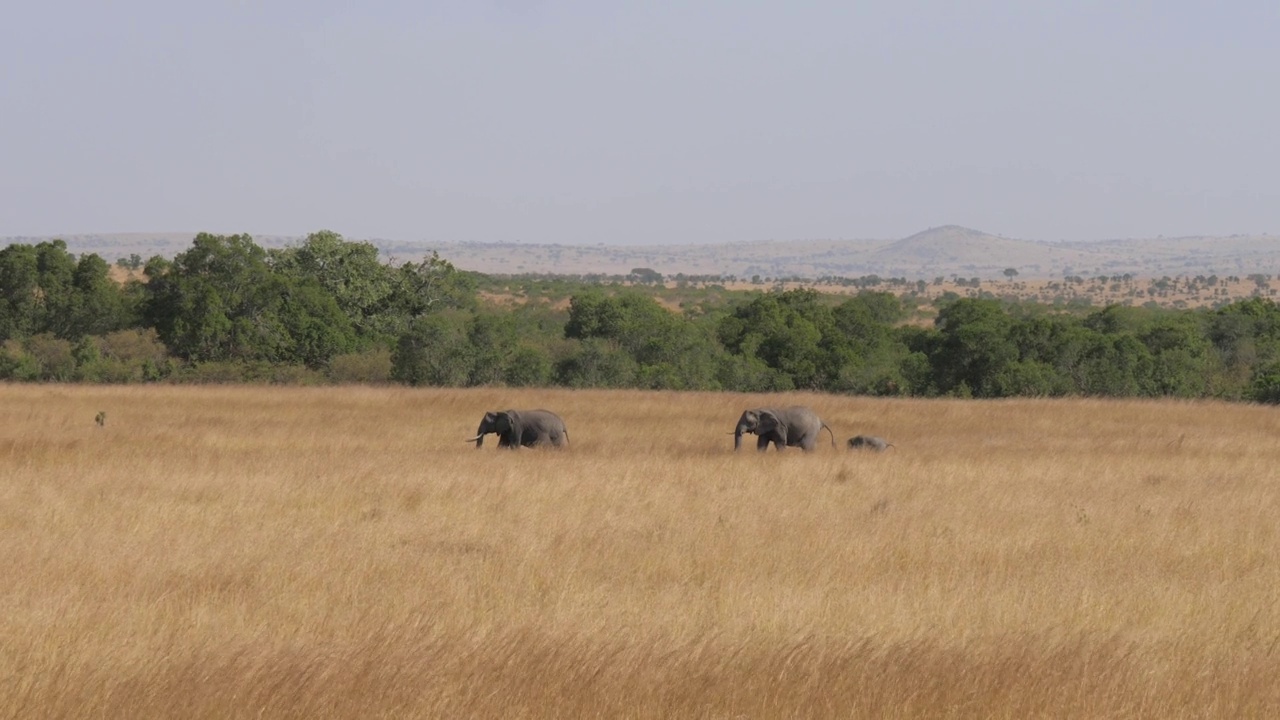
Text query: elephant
847 435 893 451
469 409 568 450
733 406 835 452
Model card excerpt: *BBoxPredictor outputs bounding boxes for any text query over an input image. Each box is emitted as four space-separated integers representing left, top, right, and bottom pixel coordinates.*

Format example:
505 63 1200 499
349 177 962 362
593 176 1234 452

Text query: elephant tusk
465 435 483 442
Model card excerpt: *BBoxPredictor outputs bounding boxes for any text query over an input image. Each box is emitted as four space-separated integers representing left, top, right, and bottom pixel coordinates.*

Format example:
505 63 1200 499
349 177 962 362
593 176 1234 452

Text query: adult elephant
470 409 569 449
733 406 835 452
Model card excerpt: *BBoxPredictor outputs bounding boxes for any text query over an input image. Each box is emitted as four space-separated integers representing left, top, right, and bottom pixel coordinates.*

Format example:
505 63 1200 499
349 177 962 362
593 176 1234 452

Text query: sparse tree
628 267 663 285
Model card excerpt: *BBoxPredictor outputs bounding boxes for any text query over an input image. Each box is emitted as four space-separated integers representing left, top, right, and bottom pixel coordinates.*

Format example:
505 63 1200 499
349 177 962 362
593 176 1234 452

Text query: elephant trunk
734 424 749 450
474 425 487 449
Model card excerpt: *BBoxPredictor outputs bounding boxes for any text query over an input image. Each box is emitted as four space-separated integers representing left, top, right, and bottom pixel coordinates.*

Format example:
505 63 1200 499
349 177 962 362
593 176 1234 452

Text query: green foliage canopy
9 232 1280 404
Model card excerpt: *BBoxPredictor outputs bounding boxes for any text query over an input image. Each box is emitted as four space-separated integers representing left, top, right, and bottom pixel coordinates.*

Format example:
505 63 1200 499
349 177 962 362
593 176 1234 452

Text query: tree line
4 231 1280 403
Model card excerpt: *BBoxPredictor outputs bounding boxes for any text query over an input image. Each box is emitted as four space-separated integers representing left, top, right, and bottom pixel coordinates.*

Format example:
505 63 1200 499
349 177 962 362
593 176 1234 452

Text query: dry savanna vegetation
714 275 1278 312
3 384 1280 718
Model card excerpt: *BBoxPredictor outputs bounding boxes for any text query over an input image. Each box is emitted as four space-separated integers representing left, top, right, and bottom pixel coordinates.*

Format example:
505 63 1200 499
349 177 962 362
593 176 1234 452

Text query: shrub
24 333 76 381
174 361 253 384
0 340 39 381
328 348 393 384
1249 362 1280 404
260 364 327 386
97 328 170 364
391 311 474 386
503 346 552 387
553 339 637 388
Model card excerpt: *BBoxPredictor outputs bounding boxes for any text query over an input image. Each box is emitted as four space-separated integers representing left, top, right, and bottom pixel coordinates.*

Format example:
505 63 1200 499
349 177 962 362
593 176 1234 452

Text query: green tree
564 291 720 389
468 312 519 386
32 241 77 337
1084 304 1154 336
1138 315 1215 397
847 291 905 325
0 241 132 343
386 252 477 326
1249 361 1280 403
564 291 627 340
1006 314 1097 395
0 243 42 340
929 299 1018 397
270 230 397 341
504 346 552 387
718 290 832 390
145 233 354 367
390 310 474 386
276 281 358 368
145 234 272 361
989 360 1061 396
68 253 131 338
824 294 910 395
553 338 638 388
1077 334 1155 396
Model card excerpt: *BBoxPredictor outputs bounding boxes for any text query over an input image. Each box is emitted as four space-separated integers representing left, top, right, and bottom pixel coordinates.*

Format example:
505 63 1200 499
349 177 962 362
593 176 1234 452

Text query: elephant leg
756 435 770 452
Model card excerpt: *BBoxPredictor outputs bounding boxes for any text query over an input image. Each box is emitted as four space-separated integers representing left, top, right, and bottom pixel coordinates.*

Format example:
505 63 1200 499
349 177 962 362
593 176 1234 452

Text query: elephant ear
759 410 782 432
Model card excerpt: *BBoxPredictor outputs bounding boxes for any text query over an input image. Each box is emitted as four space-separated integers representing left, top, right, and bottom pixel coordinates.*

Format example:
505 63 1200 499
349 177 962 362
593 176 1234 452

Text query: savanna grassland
3 384 1280 718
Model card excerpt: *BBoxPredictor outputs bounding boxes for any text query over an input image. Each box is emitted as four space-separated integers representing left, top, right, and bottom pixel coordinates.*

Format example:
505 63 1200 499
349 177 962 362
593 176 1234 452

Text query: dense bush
8 233 1280 403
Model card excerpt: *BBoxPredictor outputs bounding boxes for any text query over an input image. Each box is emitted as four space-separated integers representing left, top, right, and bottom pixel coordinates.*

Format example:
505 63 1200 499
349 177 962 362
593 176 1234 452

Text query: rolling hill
8 226 1279 280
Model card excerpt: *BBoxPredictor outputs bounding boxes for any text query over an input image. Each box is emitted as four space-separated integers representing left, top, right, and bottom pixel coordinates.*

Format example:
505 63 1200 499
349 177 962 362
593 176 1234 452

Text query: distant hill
868 226 1060 275
420 226 1280 279
6 226 1279 280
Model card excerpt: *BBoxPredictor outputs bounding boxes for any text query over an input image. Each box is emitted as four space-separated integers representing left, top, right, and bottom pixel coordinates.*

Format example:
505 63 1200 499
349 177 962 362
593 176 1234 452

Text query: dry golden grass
3 384 1280 718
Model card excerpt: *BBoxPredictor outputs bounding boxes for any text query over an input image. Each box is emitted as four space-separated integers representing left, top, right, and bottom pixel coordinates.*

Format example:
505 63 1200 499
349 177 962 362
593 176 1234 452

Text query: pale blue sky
3 1 1277 244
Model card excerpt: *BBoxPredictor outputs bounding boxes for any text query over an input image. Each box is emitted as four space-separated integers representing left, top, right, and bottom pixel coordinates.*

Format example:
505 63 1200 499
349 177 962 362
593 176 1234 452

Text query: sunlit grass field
3 383 1279 718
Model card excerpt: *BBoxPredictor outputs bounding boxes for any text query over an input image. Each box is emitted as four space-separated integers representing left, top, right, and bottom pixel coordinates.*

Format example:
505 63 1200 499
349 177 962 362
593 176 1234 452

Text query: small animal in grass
847 435 892 451
95 411 107 428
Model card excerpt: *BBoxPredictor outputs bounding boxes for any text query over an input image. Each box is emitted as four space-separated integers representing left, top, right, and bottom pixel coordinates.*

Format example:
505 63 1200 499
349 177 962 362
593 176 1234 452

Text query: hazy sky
3 1 1278 245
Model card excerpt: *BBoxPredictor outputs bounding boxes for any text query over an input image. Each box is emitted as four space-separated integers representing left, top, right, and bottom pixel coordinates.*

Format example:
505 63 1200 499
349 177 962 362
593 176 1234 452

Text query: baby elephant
847 435 893 452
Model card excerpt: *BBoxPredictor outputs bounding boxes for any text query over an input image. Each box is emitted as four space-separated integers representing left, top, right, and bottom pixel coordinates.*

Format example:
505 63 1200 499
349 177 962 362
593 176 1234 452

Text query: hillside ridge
6 228 1279 279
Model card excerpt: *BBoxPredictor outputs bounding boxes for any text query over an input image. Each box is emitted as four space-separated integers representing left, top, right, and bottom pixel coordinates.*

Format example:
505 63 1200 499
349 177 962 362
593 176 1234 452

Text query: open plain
2 384 1279 718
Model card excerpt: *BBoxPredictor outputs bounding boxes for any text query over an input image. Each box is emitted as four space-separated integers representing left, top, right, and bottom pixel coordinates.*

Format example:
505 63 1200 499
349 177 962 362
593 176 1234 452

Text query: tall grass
2 384 1279 718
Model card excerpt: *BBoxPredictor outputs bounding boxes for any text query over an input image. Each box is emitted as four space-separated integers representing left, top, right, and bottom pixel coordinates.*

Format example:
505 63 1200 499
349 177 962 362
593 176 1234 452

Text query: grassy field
3 384 1279 718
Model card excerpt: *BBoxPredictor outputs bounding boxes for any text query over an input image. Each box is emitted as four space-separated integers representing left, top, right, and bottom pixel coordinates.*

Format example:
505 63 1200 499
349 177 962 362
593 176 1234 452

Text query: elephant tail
822 423 835 448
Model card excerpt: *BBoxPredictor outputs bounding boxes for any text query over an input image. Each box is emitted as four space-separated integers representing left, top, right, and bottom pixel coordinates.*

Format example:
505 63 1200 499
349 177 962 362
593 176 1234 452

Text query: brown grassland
3 384 1280 718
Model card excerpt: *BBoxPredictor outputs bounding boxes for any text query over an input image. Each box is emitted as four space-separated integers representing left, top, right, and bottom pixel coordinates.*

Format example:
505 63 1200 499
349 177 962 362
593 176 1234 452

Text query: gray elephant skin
733 406 835 452
847 435 893 451
470 409 569 449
